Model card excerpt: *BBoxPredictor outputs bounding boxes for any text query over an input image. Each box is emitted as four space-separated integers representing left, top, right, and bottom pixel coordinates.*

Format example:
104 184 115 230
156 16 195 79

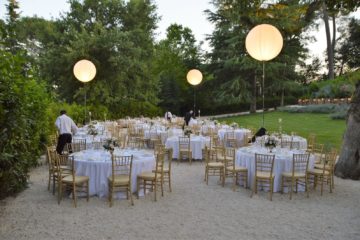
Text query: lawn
219 111 346 150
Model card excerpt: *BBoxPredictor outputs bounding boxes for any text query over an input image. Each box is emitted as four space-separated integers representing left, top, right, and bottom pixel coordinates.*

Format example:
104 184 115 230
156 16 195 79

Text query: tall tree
305 0 360 79
35 0 160 117
205 0 311 114
153 24 202 115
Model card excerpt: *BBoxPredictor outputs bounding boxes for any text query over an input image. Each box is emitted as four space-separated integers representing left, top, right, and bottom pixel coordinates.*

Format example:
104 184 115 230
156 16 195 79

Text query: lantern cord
262 61 265 127
193 86 196 114
84 83 87 125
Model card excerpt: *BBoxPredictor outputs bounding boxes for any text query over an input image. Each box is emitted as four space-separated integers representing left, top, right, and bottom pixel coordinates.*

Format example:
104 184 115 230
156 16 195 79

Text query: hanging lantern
186 69 203 86
245 24 283 61
73 59 97 82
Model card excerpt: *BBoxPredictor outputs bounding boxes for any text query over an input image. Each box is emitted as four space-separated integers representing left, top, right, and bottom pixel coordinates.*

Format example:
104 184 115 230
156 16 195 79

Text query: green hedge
0 50 50 199
200 96 298 116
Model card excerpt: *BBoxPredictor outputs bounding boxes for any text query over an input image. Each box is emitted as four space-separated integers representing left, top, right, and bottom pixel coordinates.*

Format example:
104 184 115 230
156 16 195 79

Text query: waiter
55 110 78 154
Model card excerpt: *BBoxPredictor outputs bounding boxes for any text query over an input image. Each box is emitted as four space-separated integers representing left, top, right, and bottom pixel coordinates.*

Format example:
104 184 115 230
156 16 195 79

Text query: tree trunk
322 1 335 80
335 81 360 179
249 70 257 113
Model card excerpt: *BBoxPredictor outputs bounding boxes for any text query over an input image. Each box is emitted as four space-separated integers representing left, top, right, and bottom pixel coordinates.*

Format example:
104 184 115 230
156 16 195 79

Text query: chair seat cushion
208 162 224 168
307 168 330 175
226 166 247 172
314 164 331 170
108 175 129 185
256 171 274 179
62 175 89 183
282 171 306 178
138 171 161 180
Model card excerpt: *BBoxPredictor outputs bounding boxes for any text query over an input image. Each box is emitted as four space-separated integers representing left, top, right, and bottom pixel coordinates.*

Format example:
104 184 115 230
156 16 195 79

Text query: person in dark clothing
251 127 267 142
55 110 78 154
184 110 193 126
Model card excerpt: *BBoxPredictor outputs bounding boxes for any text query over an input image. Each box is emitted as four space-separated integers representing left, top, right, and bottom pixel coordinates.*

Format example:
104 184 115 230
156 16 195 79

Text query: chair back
111 154 133 182
280 139 292 149
70 139 87 152
307 133 316 150
254 153 275 177
47 146 57 172
55 154 75 179
322 148 338 173
179 136 190 151
291 141 300 150
225 131 235 140
92 140 105 150
154 152 165 180
292 153 310 176
224 147 236 170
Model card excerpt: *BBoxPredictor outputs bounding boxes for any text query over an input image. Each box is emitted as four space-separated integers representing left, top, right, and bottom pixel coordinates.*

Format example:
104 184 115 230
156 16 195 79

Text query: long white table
72 148 155 198
235 145 315 192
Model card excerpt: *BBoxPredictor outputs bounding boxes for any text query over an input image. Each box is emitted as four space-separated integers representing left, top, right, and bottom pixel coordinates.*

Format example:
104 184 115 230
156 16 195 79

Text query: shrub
0 50 50 199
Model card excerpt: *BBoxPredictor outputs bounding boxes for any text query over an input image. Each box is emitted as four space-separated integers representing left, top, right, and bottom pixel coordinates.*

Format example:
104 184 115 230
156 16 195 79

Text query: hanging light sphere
245 24 283 61
73 59 97 83
187 69 203 86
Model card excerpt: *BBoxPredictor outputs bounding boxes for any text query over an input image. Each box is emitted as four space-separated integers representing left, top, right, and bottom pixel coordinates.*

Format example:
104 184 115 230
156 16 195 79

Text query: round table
218 128 251 147
72 148 155 198
235 145 315 192
165 135 210 160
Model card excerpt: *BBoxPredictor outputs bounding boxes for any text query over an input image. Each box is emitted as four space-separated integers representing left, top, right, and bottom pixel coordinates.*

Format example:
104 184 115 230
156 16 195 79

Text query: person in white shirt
55 110 78 154
164 111 172 122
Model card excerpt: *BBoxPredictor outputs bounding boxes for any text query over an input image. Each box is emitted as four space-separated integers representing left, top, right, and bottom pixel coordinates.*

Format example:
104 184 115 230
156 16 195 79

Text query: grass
219 111 346 150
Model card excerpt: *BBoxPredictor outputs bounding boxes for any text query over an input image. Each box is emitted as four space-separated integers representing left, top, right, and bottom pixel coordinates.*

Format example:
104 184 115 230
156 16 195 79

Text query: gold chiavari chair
290 141 300 150
224 147 248 191
154 144 173 192
311 143 324 164
179 136 192 164
137 152 165 201
108 154 133 207
57 154 89 207
204 146 225 187
225 131 237 148
281 153 310 199
92 140 105 150
307 133 316 152
251 153 275 201
307 149 337 196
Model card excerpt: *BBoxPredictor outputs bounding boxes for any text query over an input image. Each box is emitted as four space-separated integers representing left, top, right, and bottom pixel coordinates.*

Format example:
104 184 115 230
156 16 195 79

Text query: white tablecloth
143 129 168 144
72 148 155 198
255 134 308 150
235 145 315 192
218 128 251 147
165 135 210 159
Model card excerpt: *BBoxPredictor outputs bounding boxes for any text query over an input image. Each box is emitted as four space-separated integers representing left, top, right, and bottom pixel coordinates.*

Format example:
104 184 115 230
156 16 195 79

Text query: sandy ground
1 160 360 240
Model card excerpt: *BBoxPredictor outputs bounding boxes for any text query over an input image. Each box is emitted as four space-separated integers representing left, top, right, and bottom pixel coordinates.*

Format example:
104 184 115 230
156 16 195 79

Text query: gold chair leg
136 177 140 199
232 174 236 191
73 185 77 208
129 186 134 206
290 178 294 200
269 179 273 201
86 181 89 202
168 173 172 192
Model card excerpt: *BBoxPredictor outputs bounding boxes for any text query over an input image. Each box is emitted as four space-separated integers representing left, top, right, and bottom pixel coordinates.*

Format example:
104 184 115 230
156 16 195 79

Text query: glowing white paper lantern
186 69 203 86
245 24 283 61
73 59 97 82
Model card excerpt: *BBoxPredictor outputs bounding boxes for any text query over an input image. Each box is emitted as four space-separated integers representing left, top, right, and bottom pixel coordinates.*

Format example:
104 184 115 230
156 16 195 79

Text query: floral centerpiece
230 122 238 129
213 119 219 125
184 129 193 137
264 135 276 152
103 138 118 151
87 124 98 136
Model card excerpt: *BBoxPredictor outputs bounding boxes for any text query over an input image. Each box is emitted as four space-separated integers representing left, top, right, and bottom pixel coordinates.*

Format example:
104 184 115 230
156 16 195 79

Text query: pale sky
0 0 358 64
